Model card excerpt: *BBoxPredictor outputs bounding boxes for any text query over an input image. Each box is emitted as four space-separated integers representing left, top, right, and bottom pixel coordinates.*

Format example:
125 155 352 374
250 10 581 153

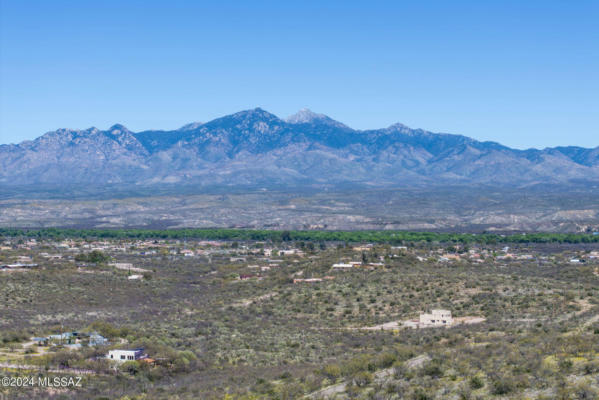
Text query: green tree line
0 227 598 244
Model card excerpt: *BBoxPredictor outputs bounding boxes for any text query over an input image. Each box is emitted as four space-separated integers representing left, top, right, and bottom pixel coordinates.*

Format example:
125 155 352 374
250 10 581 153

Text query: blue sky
0 0 597 149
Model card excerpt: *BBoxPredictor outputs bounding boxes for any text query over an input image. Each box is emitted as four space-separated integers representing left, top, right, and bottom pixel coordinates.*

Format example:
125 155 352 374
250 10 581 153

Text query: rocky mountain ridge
1 108 598 187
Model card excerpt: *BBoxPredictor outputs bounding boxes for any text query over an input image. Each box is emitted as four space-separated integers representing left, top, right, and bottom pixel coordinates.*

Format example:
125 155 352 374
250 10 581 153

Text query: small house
332 263 353 269
48 332 78 343
89 332 108 346
419 309 453 327
107 348 146 362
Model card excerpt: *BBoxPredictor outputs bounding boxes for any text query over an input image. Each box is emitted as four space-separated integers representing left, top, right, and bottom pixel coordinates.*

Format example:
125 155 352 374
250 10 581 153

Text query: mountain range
1 108 598 188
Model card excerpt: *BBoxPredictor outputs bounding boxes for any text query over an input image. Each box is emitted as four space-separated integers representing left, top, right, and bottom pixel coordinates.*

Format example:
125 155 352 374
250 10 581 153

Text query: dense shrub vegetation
0 232 598 398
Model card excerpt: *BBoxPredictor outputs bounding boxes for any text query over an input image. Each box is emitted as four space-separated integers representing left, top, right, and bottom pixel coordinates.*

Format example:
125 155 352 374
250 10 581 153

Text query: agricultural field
0 232 598 399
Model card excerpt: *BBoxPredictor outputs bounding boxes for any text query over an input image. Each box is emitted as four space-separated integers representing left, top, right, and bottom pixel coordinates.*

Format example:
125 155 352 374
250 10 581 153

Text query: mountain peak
109 124 129 133
286 108 321 123
388 122 409 130
229 107 281 121
286 108 348 128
